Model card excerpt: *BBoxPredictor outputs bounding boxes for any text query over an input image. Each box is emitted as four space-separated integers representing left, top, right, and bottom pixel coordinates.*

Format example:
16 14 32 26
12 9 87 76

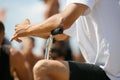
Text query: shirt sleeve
66 0 97 15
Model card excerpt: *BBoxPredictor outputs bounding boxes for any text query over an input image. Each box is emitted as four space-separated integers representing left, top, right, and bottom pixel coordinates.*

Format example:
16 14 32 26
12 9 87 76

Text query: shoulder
10 47 26 67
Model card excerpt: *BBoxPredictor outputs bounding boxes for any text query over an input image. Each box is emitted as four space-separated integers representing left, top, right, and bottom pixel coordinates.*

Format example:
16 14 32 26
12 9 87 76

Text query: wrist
26 25 34 36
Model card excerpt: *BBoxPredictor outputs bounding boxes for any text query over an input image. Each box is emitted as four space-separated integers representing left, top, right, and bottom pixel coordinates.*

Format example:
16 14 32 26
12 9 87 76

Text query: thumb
22 19 30 25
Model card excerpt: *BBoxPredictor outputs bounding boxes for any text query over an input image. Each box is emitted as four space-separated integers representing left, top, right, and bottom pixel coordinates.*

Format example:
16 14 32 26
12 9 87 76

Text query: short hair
0 21 5 33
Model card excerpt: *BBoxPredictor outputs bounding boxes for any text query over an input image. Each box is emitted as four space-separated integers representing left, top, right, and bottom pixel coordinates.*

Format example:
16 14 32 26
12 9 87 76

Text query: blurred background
0 0 79 56
0 1 85 80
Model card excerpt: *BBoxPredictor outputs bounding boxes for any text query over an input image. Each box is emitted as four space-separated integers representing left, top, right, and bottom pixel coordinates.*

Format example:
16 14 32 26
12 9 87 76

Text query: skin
43 0 85 62
22 37 40 70
0 27 32 80
44 0 59 19
10 3 88 41
10 47 32 80
33 60 69 80
0 31 4 46
10 3 88 80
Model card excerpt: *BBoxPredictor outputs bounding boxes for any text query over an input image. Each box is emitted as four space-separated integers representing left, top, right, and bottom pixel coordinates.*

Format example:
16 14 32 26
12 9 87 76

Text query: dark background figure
0 21 13 80
50 38 73 61
0 21 32 80
2 37 11 45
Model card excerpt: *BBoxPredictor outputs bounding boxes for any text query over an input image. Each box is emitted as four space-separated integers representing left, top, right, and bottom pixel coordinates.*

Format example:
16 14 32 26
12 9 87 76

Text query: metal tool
44 27 63 60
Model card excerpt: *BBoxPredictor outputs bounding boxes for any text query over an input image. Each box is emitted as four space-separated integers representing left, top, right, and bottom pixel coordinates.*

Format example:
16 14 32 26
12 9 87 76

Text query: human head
0 21 5 45
50 40 73 61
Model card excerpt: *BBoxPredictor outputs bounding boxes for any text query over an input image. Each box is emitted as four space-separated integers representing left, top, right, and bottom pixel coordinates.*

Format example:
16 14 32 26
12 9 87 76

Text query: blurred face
0 31 4 45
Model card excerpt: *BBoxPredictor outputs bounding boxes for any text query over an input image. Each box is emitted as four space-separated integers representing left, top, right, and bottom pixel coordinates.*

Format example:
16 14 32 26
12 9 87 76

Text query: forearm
28 3 88 36
10 3 88 42
28 14 62 36
60 3 88 29
33 32 50 39
33 31 69 41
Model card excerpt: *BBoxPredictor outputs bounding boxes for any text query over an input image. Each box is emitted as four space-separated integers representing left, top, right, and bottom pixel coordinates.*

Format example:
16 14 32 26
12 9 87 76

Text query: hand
10 19 31 42
54 34 69 41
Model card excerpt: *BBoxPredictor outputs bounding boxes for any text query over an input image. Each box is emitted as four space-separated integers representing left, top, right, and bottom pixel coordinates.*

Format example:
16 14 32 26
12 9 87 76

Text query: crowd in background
0 0 85 80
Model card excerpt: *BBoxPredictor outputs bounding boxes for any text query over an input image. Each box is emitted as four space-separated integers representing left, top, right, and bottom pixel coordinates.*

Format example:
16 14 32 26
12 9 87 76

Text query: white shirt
64 0 120 80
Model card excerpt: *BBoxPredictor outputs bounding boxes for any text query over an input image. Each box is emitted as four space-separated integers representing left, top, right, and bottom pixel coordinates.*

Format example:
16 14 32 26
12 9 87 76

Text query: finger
10 36 22 43
14 24 22 31
14 25 20 30
10 36 16 42
15 26 23 31
15 38 22 43
10 34 18 42
15 24 19 27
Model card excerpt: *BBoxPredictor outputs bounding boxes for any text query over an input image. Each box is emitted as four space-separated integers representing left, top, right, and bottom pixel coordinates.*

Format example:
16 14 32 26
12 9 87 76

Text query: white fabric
64 0 120 80
64 22 76 37
65 0 97 15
